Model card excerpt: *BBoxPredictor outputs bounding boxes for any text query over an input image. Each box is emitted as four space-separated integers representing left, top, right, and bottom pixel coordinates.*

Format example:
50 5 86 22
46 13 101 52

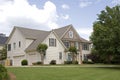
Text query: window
68 53 72 61
13 43 16 50
63 41 70 48
8 44 11 51
69 31 73 38
82 43 89 50
19 41 21 48
84 54 88 61
75 42 79 49
49 38 56 47
59 52 62 60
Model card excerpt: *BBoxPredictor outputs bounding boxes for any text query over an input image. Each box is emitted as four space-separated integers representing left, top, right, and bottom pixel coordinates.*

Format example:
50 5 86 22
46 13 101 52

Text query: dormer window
69 31 73 38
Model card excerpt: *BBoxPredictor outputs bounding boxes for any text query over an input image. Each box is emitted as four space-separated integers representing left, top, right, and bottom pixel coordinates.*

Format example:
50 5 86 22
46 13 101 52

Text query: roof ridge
14 26 48 32
53 24 72 30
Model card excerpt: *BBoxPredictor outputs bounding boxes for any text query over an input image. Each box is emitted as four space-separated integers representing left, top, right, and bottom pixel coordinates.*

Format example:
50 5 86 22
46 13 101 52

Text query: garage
13 55 25 66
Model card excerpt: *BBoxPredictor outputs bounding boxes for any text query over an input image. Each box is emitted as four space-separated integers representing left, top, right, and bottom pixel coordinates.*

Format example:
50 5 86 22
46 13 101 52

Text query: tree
90 5 120 63
68 46 77 63
0 64 8 80
36 43 48 64
0 46 7 60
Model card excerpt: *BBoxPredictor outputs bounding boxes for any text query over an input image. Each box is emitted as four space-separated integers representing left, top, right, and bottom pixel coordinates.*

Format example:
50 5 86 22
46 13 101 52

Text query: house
7 24 91 66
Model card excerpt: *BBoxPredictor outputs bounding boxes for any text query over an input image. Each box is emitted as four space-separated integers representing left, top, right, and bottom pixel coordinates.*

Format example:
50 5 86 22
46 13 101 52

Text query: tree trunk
40 52 44 64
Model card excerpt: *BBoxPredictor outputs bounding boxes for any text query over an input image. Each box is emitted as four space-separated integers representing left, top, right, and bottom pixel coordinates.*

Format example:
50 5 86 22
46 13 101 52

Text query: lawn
7 66 120 80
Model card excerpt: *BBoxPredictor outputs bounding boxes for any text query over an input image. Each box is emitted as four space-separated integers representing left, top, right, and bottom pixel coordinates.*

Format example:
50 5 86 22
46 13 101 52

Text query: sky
0 0 120 40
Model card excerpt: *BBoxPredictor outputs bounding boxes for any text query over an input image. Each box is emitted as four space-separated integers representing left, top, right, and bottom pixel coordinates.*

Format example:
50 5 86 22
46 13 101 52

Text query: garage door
13 55 24 66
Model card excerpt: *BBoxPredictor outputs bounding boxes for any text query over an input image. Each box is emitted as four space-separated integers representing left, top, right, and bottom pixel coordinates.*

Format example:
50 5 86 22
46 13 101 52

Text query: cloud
79 0 92 8
77 27 93 40
61 14 70 20
61 4 70 9
112 0 120 4
0 0 59 35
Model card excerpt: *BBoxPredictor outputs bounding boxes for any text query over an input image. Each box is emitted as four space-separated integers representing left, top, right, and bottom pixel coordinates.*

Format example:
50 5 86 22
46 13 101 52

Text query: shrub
50 60 56 65
83 60 94 64
21 59 28 66
32 61 42 65
0 64 9 80
32 61 43 65
72 61 78 64
64 61 72 64
37 61 42 65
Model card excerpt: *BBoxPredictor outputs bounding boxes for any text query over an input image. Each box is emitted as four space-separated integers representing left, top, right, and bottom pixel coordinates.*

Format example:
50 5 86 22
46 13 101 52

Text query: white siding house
7 24 91 66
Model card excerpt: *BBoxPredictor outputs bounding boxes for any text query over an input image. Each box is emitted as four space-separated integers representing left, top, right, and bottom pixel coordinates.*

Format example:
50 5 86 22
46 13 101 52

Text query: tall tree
36 43 48 64
90 5 120 63
68 46 77 63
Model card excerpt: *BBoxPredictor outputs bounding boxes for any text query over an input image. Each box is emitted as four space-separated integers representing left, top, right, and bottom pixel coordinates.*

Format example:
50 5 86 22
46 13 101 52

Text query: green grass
7 66 120 80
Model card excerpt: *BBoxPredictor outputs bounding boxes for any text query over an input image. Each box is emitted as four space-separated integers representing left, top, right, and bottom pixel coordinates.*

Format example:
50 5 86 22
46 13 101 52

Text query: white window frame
69 31 73 38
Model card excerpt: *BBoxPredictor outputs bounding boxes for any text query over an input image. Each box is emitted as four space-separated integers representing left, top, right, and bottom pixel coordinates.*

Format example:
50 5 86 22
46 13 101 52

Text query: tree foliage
0 46 7 60
36 43 48 64
0 64 8 80
90 5 120 63
68 46 77 62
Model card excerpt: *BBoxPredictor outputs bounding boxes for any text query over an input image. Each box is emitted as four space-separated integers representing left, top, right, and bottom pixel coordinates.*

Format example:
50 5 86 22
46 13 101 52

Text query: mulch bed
8 72 16 80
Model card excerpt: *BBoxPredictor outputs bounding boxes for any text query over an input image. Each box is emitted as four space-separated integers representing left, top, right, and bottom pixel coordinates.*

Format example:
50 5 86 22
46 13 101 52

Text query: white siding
25 39 34 48
7 28 26 66
43 32 65 64
26 52 41 65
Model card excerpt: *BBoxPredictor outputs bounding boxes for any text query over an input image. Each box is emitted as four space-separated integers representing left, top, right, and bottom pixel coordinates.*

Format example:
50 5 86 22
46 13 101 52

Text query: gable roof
25 31 50 52
8 24 90 52
15 26 49 39
13 27 50 52
54 24 90 43
53 24 71 38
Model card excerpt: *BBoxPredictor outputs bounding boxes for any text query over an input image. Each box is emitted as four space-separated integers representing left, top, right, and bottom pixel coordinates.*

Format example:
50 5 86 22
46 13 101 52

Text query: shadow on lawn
97 67 120 70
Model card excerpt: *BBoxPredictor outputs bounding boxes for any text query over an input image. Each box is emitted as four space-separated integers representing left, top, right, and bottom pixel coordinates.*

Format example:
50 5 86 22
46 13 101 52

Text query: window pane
8 44 11 51
69 31 73 38
49 38 56 47
63 41 69 48
19 41 21 47
59 52 62 59
82 43 89 50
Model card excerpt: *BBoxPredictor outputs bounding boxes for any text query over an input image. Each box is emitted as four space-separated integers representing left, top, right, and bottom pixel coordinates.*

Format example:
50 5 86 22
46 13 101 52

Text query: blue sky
0 0 119 40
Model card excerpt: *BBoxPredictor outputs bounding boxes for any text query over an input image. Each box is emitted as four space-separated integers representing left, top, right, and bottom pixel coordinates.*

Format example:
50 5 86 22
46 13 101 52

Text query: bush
32 61 42 65
0 64 9 80
21 59 28 66
37 61 42 65
50 60 56 65
83 61 94 64
72 61 78 64
64 61 72 64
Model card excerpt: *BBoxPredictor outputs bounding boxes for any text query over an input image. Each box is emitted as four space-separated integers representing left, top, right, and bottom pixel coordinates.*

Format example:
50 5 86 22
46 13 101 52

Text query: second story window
63 41 70 48
75 42 79 50
19 41 21 48
8 44 11 51
49 38 56 47
69 31 73 38
13 43 16 50
82 43 89 50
